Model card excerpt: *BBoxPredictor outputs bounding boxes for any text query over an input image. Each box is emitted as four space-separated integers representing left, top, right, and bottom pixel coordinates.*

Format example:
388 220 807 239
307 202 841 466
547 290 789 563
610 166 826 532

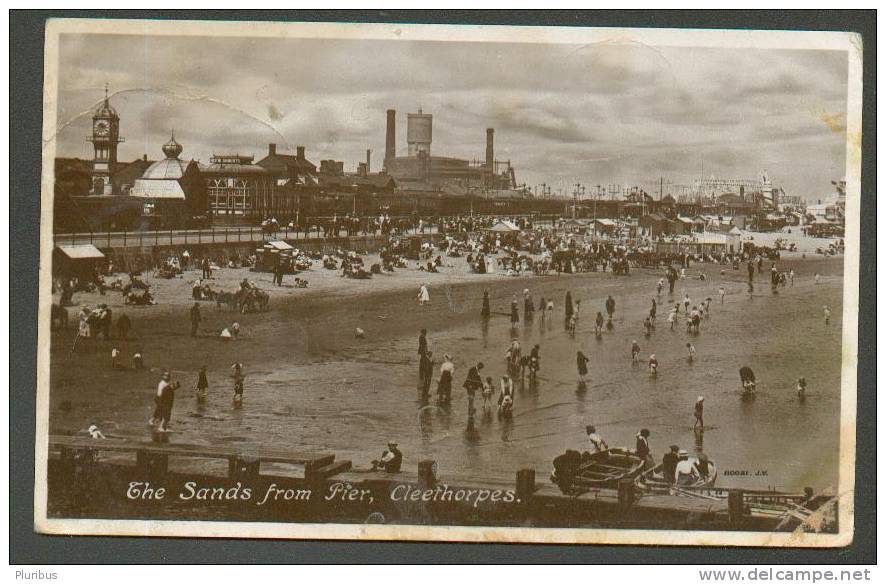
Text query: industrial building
382 108 519 195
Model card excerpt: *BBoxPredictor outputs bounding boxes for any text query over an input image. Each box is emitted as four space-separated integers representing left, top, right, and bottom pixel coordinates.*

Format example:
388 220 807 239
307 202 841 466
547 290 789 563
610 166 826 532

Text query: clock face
94 121 109 137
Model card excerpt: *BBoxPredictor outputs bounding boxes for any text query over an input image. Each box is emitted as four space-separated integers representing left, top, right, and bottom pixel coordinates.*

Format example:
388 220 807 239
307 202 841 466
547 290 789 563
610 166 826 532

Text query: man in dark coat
190 302 201 337
116 313 131 340
418 329 428 356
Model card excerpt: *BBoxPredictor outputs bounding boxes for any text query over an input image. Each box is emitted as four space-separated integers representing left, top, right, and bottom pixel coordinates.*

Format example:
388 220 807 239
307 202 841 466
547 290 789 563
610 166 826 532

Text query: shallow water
153 265 844 493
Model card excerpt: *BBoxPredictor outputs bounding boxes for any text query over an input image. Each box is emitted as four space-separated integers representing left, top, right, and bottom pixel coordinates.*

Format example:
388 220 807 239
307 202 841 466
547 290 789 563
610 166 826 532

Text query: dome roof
140 158 189 180
138 132 189 180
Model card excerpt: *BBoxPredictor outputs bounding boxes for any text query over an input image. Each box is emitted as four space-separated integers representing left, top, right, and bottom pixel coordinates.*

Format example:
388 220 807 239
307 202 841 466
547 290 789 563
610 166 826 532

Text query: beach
48 250 845 493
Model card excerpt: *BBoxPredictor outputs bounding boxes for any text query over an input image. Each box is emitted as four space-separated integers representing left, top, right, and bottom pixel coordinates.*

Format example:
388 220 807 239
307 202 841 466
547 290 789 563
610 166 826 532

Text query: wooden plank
308 460 352 481
48 435 334 466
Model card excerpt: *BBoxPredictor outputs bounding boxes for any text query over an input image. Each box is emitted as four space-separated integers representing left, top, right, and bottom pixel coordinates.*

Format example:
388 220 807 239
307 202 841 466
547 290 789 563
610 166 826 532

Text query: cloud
53 32 850 201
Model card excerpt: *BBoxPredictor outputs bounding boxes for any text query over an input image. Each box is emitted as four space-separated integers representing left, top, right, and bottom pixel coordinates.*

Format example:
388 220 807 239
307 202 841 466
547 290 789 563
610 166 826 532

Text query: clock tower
87 84 124 195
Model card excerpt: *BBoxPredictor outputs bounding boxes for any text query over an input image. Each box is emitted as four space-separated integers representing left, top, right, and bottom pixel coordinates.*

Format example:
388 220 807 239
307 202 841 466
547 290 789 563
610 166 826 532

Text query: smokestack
366 148 371 173
268 143 276 156
296 146 305 161
486 128 494 169
385 109 396 161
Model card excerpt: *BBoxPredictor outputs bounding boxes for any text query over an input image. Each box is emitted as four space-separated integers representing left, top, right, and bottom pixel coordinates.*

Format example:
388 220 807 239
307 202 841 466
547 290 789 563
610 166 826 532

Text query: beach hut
255 240 295 272
592 218 617 237
53 244 105 280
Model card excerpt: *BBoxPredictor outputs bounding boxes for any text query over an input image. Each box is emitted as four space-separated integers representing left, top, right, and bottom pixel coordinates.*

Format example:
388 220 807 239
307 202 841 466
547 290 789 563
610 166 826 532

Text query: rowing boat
551 448 645 492
635 455 717 492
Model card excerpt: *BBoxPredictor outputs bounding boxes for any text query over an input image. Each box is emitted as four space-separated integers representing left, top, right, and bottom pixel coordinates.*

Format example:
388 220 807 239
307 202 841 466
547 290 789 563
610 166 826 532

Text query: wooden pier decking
46 434 827 532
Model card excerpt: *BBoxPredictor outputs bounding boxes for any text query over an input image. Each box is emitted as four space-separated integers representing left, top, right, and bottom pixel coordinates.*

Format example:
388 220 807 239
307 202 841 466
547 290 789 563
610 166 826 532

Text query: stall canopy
56 244 105 260
485 220 521 233
264 240 294 251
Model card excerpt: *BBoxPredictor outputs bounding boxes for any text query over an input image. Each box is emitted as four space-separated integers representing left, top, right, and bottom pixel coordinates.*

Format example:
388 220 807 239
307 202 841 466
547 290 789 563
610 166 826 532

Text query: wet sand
49 252 845 493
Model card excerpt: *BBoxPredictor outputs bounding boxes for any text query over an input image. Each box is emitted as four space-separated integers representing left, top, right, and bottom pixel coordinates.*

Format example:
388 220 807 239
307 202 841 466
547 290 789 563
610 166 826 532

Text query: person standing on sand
523 289 534 320
823 305 831 325
605 295 616 320
789 269 795 287
116 312 131 340
686 342 696 363
648 354 659 376
650 298 657 320
631 340 641 363
594 311 605 336
415 346 432 392
657 278 665 296
437 355 454 405
418 283 430 306
576 351 590 382
481 290 491 319
418 329 428 357
232 363 245 405
510 295 520 328
694 396 705 429
718 286 726 304
190 302 201 337
154 370 180 431
668 307 678 330
565 292 574 321
195 365 209 399
463 362 484 414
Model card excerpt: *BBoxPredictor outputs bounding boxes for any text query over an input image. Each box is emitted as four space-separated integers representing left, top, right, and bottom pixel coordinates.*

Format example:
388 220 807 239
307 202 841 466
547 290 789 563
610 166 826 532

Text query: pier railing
52 224 440 250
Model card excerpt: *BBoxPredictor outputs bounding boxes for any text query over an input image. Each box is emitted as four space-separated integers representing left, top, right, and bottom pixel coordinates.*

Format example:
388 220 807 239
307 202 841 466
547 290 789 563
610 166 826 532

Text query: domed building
130 134 206 227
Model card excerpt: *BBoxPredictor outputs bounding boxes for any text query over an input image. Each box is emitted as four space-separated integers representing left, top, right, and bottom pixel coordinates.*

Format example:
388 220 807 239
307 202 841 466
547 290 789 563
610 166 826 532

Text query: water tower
407 109 432 158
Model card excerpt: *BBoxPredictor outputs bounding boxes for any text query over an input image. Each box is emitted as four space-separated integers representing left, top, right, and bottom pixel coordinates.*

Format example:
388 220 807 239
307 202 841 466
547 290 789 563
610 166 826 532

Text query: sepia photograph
33 17 862 546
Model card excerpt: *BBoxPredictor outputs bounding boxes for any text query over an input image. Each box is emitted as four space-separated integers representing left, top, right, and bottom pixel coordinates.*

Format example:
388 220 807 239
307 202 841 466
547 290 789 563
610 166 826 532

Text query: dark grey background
10 10 876 565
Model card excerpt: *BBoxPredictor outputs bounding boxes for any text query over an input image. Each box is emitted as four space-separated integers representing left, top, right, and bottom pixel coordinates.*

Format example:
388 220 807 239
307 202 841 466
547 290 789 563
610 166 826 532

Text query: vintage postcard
35 18 862 546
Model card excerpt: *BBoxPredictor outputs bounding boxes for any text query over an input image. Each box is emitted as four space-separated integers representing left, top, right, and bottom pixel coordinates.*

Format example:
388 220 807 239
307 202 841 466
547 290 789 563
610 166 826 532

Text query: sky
54 32 850 202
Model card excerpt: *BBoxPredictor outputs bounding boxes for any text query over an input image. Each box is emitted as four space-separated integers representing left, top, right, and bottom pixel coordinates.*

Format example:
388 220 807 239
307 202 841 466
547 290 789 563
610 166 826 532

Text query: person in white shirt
586 425 607 454
675 453 699 486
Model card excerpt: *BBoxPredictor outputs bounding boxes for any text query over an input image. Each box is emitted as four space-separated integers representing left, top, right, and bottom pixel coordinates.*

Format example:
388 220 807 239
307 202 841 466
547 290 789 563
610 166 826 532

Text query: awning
485 220 521 232
265 240 294 250
56 244 105 260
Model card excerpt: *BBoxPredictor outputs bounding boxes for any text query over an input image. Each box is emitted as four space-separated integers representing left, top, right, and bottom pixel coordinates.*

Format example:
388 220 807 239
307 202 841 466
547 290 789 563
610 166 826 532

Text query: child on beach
482 376 495 410
111 347 121 369
686 343 696 363
796 377 807 396
718 286 726 304
823 305 831 325
133 350 144 369
668 308 678 330
648 354 658 376
631 340 641 363
815 273 821 285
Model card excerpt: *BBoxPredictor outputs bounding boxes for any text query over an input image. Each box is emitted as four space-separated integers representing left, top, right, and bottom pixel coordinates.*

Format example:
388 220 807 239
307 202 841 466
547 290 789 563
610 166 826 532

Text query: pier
47 435 828 532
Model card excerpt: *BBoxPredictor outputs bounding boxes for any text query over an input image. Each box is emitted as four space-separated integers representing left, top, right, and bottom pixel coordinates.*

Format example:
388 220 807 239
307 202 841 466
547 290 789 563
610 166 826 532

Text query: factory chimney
486 128 494 170
296 146 305 161
385 109 396 161
366 148 371 173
